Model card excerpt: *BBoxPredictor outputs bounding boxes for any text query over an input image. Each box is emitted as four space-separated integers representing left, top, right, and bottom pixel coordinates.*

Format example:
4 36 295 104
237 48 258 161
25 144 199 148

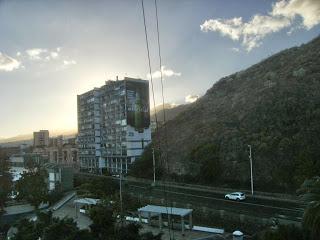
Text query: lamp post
152 148 156 184
248 145 254 196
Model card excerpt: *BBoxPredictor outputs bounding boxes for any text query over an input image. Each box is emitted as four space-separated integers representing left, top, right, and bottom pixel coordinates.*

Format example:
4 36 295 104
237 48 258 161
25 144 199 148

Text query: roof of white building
74 198 100 205
138 205 193 217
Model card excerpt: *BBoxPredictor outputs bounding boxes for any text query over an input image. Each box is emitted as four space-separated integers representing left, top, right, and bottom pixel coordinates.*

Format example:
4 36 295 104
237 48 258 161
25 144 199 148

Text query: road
124 182 303 221
77 173 304 222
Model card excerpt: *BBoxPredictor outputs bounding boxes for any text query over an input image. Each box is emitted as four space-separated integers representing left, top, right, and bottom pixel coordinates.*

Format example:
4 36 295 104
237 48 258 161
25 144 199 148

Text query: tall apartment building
77 77 151 173
33 130 49 147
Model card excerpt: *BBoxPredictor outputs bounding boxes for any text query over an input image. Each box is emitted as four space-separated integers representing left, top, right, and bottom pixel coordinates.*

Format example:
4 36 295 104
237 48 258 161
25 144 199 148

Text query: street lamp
248 145 254 196
152 148 156 185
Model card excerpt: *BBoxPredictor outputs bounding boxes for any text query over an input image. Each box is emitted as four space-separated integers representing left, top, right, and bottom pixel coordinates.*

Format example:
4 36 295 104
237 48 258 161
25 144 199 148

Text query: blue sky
0 0 319 138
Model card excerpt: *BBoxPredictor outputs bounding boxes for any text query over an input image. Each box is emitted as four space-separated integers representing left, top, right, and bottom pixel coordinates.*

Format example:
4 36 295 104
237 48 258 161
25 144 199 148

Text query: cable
154 1 175 239
141 1 173 239
141 0 159 133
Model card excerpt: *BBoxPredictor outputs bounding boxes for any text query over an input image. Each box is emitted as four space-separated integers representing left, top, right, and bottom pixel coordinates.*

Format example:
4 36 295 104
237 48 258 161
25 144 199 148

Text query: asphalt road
123 182 303 221
76 173 304 221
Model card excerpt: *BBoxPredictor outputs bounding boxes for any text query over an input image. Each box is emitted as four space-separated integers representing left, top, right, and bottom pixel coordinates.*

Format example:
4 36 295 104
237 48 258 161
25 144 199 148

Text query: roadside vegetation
0 148 12 213
15 168 48 209
252 176 320 240
12 175 162 240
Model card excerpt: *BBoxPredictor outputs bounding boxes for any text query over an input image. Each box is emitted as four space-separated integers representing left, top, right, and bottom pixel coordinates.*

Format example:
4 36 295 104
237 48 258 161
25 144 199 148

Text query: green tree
130 144 164 180
140 232 163 240
89 204 162 240
12 212 87 240
12 218 39 240
189 143 221 183
77 177 118 199
255 225 305 240
90 204 115 239
15 168 48 209
294 156 319 185
112 192 140 217
116 223 162 240
0 148 12 212
116 223 141 240
74 229 96 240
297 176 320 240
42 218 79 240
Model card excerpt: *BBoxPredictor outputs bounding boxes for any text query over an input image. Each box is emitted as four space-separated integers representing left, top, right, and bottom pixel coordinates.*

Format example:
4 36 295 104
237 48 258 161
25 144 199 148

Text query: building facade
33 130 50 147
32 135 79 168
45 163 74 192
47 136 78 167
77 77 151 173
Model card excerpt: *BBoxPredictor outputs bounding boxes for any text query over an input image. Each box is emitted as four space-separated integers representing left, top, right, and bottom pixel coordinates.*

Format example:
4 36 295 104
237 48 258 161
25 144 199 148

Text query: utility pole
248 145 254 196
152 148 156 184
120 158 123 220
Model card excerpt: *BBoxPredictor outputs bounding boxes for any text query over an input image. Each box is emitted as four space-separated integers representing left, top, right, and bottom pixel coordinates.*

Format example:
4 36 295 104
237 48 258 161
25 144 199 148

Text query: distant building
44 163 74 192
77 77 151 173
47 139 78 167
9 153 46 168
9 155 25 168
33 135 79 168
9 153 47 182
33 130 49 147
49 135 63 147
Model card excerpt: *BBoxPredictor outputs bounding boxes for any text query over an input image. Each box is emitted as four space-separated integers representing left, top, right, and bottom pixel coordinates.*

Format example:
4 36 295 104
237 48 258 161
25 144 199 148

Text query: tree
297 176 320 240
254 225 305 240
0 148 12 212
73 229 96 240
116 223 162 240
90 204 115 239
42 218 79 240
12 211 86 240
12 218 39 240
140 232 163 240
189 143 221 183
89 204 163 240
15 168 48 209
116 223 141 240
77 177 118 199
130 144 164 180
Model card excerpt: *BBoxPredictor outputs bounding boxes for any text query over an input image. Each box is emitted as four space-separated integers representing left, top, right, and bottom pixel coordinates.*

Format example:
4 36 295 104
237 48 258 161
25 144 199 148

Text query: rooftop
138 205 193 217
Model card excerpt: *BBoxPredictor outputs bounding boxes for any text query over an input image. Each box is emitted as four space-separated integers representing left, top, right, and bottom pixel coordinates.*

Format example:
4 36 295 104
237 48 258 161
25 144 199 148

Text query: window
128 132 134 137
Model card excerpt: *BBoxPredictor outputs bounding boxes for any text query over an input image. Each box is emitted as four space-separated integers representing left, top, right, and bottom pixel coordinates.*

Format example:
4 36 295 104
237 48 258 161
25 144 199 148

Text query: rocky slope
155 36 320 189
151 104 190 123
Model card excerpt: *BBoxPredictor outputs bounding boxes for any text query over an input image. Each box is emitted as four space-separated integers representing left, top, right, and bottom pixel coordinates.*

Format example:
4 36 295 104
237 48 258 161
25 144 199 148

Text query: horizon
1 0 320 138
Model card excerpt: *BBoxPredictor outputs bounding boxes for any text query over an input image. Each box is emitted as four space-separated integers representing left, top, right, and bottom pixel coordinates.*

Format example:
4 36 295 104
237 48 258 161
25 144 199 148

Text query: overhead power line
140 0 174 239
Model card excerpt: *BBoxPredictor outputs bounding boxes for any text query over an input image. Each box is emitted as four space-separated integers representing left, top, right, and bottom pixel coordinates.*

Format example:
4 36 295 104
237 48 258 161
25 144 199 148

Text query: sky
0 0 320 138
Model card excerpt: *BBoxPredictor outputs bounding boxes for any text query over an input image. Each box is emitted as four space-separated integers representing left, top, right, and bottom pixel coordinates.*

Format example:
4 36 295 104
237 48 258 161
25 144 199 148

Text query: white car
225 192 246 201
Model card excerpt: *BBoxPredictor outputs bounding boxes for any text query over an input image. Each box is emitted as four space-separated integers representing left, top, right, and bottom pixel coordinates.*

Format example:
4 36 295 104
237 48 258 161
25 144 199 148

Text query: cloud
45 51 59 61
147 66 181 79
50 52 59 59
2 47 75 72
63 60 76 66
25 48 62 61
200 17 243 41
26 48 48 60
272 0 320 29
200 0 320 51
185 95 199 103
0 52 20 72
230 47 240 52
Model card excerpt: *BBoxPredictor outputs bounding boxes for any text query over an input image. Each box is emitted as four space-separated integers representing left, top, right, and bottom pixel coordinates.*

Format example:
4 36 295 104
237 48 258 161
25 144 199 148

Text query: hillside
153 36 320 191
0 129 77 146
151 104 190 122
